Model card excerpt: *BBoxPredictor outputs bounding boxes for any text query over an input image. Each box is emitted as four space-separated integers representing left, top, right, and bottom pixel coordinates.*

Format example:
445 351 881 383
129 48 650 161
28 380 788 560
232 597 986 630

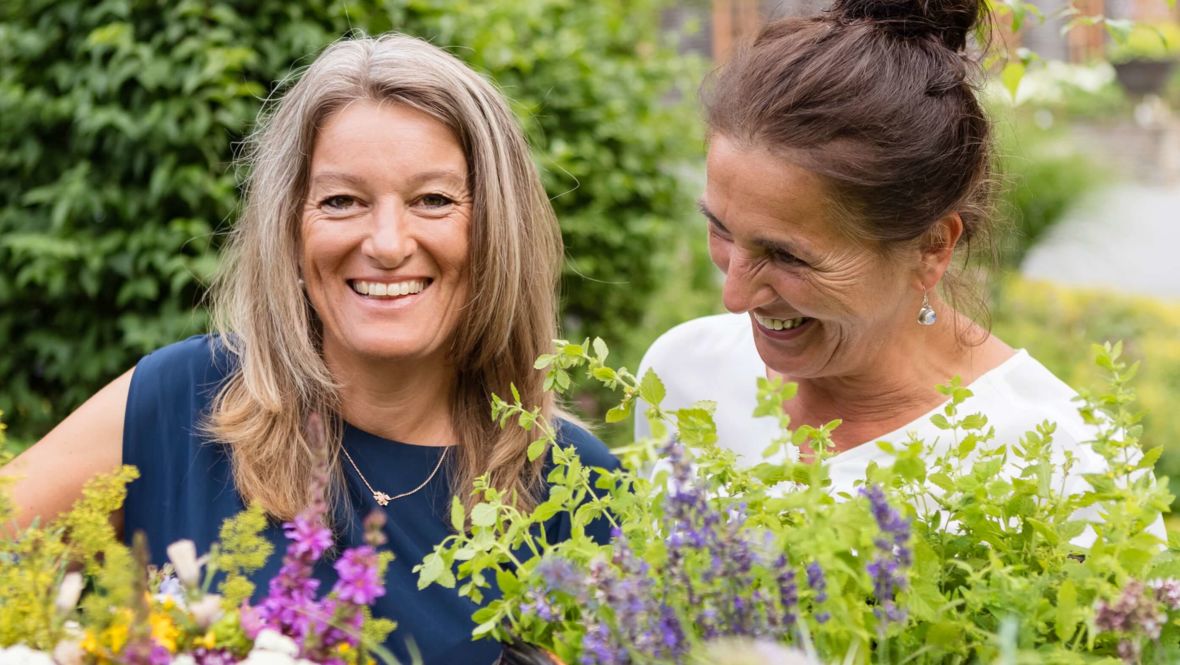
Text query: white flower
241 652 297 665
252 629 299 657
54 572 84 613
50 640 84 665
0 644 54 665
189 594 224 629
171 655 197 665
166 539 202 587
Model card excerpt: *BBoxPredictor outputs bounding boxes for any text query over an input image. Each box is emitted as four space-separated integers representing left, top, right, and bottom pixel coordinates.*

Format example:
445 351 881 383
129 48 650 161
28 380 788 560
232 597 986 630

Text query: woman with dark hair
637 0 1158 540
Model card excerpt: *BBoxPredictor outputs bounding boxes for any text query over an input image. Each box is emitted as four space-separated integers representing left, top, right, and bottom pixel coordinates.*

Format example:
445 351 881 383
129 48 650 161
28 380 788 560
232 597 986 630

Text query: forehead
704 135 847 244
308 100 467 178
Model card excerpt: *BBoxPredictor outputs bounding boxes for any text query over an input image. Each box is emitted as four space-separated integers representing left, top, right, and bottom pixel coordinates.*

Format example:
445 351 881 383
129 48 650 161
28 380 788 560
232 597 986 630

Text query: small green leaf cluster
419 338 1177 663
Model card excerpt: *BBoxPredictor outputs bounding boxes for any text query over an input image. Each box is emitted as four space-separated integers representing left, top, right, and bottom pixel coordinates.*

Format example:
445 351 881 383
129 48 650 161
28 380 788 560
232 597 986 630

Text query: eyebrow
308 170 467 190
697 200 810 261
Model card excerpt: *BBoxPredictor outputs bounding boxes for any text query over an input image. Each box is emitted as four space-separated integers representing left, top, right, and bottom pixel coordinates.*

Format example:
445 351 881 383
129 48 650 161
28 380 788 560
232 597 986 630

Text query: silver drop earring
917 290 937 326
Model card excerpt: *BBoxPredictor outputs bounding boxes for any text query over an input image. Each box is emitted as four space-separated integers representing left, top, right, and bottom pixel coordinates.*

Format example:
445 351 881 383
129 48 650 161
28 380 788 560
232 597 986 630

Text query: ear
914 213 964 291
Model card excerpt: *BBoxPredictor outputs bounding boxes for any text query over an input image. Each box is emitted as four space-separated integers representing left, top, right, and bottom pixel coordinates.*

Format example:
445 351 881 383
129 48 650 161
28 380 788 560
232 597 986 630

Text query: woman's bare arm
1 367 133 533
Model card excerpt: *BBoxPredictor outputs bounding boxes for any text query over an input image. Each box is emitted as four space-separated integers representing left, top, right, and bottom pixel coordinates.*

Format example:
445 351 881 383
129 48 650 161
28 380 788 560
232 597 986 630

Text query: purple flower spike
860 485 912 628
332 545 385 605
284 514 334 559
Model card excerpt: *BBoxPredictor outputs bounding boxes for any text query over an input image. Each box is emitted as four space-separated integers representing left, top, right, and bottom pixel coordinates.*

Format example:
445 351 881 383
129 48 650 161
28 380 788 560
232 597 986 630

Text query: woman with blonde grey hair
3 34 617 663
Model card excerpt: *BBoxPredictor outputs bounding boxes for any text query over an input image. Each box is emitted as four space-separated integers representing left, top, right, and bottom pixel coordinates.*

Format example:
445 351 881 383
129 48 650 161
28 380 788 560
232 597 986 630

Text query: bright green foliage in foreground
420 339 1177 663
993 277 1180 508
0 0 703 442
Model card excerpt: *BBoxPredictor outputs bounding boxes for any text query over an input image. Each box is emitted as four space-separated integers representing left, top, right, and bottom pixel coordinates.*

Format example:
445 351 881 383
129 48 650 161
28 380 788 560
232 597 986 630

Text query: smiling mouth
753 313 812 331
348 278 430 298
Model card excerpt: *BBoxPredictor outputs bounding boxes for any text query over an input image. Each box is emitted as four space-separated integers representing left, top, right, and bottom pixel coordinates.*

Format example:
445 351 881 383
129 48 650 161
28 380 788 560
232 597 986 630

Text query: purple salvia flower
580 620 626 665
806 561 830 624
860 485 912 627
773 555 798 629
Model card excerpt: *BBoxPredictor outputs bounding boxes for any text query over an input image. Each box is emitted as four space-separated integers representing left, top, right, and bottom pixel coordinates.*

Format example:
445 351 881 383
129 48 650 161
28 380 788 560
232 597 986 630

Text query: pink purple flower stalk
1094 578 1180 663
240 470 388 663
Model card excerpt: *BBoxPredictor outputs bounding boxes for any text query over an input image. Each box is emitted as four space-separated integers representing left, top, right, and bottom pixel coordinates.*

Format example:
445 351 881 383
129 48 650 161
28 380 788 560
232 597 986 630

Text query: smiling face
703 135 922 380
300 100 471 371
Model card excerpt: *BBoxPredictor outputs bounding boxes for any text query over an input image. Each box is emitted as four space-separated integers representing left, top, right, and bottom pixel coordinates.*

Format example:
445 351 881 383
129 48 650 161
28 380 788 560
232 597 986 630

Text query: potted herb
1109 22 1180 97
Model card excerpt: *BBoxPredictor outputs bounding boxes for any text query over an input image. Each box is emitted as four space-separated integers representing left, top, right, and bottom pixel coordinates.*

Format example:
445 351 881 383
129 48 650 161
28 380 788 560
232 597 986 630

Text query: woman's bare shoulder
1 367 134 531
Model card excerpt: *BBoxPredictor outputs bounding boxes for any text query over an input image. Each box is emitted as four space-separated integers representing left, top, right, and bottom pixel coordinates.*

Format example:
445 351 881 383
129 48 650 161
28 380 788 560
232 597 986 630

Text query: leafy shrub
992 275 1180 507
991 110 1109 267
0 0 704 442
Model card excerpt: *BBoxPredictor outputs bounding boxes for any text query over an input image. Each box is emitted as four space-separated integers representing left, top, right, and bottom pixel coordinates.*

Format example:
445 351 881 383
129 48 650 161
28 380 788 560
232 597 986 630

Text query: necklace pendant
373 491 392 506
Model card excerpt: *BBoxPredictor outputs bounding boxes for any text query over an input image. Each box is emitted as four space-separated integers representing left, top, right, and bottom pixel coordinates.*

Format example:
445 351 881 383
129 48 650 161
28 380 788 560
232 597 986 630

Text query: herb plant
419 340 1177 664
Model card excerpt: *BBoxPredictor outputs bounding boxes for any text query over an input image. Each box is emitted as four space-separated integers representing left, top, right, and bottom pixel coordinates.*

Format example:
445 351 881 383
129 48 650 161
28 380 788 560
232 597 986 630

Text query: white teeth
754 314 808 331
350 279 427 298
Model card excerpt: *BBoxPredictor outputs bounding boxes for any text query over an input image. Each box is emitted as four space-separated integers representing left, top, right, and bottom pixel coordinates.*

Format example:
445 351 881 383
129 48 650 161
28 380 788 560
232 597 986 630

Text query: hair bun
828 0 982 52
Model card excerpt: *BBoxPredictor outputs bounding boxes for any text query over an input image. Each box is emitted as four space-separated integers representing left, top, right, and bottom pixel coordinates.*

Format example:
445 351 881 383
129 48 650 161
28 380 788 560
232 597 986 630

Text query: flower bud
54 573 83 613
253 629 299 657
166 539 201 587
189 594 224 630
51 640 84 665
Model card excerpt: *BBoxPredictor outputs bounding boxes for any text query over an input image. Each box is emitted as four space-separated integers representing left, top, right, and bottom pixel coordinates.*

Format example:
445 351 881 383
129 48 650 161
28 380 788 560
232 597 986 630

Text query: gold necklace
340 446 449 507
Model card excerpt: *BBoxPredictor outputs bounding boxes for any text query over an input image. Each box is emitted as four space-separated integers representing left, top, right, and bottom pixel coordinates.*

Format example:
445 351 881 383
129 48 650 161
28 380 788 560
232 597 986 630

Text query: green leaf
638 368 666 406
450 496 465 531
592 337 609 361
527 437 548 462
471 503 498 528
1055 579 1078 641
1001 60 1026 101
605 401 632 424
418 553 447 589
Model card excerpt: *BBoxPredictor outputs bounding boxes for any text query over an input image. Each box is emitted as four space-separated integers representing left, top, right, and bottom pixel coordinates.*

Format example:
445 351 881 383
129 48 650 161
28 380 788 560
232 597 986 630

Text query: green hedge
0 0 705 442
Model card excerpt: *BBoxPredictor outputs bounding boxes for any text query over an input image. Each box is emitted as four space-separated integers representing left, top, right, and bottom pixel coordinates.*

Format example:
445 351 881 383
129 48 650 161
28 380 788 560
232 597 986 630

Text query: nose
363 201 415 269
720 250 770 315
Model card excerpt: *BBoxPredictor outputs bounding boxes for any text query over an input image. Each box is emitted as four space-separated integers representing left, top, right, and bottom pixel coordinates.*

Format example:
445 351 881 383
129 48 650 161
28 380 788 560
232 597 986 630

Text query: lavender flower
773 555 798 629
860 485 912 627
806 561 830 624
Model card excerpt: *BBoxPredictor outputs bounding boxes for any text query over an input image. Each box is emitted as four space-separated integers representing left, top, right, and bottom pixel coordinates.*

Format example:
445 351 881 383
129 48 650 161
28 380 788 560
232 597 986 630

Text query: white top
636 313 1162 543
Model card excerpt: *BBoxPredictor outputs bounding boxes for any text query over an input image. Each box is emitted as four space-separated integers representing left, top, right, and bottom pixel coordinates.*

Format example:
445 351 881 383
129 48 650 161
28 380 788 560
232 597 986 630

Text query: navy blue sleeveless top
122 335 620 665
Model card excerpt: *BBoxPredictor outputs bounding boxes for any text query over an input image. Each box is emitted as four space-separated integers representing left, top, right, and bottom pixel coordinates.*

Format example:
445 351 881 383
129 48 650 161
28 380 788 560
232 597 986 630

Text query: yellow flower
195 631 217 650
103 623 129 654
150 612 180 653
81 630 100 654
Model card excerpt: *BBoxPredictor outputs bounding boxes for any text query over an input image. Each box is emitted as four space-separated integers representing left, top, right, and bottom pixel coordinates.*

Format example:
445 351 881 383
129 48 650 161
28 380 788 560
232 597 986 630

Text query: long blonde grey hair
206 34 562 520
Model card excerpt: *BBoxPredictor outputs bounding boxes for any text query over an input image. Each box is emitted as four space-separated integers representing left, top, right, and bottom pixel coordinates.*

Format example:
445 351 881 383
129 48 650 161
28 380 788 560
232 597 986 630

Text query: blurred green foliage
1108 21 1180 63
992 111 1108 267
992 276 1180 507
0 0 707 442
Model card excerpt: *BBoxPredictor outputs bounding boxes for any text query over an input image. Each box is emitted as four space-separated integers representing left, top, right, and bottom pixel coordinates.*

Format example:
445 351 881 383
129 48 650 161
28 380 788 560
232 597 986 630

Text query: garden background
2 0 1179 506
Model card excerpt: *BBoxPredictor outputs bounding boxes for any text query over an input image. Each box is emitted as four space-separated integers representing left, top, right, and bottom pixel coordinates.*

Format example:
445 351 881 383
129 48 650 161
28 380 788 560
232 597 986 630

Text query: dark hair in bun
829 0 983 52
703 0 996 326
